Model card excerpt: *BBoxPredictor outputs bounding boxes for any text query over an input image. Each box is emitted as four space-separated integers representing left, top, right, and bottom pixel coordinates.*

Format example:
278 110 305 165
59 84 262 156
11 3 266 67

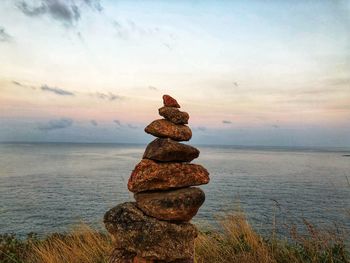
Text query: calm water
0 143 349 237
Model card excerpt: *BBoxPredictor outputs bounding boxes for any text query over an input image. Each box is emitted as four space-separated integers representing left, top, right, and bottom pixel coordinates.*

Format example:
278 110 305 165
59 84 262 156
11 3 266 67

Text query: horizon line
1 140 349 152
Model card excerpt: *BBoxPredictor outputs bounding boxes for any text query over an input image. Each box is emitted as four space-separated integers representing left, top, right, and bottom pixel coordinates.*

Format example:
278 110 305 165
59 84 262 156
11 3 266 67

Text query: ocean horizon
1 142 349 238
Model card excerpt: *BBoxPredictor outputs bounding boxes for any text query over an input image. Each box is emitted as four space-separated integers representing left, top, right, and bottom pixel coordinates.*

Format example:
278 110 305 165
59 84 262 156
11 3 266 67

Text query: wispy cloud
222 120 232 124
0 26 12 42
93 92 123 101
41 84 75 96
37 118 73 131
271 124 280 129
197 126 207 132
112 19 160 40
17 0 102 27
83 0 103 12
127 123 138 129
113 120 122 126
12 80 36 89
90 120 98 126
148 86 159 91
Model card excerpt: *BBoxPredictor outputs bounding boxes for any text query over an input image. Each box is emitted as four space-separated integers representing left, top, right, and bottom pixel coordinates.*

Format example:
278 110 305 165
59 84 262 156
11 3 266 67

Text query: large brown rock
143 138 199 162
104 202 197 262
128 159 209 193
158 107 189 125
145 119 192 141
163 95 180 108
135 187 205 221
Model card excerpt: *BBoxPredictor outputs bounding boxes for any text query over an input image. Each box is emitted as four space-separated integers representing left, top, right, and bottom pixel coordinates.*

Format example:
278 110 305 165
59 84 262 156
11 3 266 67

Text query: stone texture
104 202 197 262
135 187 205 221
145 119 192 141
158 107 189 125
163 95 180 108
143 138 199 162
109 249 135 263
128 159 210 193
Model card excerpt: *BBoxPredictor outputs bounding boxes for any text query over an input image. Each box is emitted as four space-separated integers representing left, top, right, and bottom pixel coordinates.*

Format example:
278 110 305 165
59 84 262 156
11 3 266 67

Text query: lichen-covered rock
104 202 197 262
135 187 205 221
158 107 189 125
143 138 199 162
145 119 192 141
163 95 180 108
128 159 210 193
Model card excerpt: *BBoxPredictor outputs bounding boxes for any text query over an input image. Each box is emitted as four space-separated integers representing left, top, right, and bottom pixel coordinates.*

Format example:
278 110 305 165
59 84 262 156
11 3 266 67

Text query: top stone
163 95 180 108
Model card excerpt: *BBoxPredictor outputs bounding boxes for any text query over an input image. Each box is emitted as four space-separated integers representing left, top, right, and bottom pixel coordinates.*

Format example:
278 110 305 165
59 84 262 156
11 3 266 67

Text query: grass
0 213 349 263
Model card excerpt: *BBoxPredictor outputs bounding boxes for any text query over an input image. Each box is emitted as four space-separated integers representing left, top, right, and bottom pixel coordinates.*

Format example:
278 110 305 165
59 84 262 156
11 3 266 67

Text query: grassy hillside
1 213 348 263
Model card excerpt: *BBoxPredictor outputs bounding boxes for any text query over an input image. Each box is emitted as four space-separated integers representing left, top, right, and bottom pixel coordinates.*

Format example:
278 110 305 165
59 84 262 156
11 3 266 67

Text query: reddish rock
104 202 197 262
145 119 192 141
135 187 205 221
143 138 199 162
163 95 180 108
128 159 209 193
158 107 189 124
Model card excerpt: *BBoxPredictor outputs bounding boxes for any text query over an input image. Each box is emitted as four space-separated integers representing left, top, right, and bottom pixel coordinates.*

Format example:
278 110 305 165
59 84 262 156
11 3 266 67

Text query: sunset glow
0 0 349 146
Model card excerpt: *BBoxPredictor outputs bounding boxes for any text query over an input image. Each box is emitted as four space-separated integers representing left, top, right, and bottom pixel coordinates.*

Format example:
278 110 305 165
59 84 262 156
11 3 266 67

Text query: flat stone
135 187 205 221
158 107 189 124
128 159 209 193
145 119 192 141
163 95 180 108
143 138 199 162
104 202 197 262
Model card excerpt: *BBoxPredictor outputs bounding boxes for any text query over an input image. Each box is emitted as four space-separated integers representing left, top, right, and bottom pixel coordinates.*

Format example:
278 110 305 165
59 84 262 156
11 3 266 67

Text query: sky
0 0 349 147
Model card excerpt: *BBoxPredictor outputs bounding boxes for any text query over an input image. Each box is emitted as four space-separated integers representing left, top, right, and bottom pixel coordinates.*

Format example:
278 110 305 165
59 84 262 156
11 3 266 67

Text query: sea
0 143 349 238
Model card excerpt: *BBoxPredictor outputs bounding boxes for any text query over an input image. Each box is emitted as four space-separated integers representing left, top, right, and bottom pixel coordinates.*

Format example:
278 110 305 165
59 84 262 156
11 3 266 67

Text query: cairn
104 95 210 263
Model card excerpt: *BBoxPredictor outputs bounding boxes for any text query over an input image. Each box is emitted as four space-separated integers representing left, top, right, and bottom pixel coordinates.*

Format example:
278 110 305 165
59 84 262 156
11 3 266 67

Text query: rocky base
104 202 197 262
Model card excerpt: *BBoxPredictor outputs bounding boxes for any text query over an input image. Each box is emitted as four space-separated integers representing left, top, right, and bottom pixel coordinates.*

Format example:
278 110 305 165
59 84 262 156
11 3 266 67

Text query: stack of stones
104 95 210 263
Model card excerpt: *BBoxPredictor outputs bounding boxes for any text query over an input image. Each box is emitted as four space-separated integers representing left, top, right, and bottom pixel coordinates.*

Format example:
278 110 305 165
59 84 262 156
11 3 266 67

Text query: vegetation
1 213 349 263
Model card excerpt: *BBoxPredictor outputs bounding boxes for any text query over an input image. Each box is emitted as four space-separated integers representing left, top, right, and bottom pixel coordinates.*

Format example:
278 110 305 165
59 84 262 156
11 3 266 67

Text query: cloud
272 124 280 129
127 124 138 129
17 0 102 27
148 86 159 91
197 126 207 132
12 80 37 89
112 19 160 40
83 0 102 12
12 81 23 86
113 120 122 126
93 92 123 101
222 120 232 124
0 26 12 42
162 42 172 50
38 118 73 131
41 84 75 96
90 120 98 126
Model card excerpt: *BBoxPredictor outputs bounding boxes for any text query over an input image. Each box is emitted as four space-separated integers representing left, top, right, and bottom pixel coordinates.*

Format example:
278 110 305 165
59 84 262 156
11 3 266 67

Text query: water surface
0 143 349 237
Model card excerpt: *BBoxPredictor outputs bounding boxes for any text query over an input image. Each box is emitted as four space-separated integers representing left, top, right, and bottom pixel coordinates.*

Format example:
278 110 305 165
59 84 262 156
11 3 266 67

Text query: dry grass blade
28 225 112 263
